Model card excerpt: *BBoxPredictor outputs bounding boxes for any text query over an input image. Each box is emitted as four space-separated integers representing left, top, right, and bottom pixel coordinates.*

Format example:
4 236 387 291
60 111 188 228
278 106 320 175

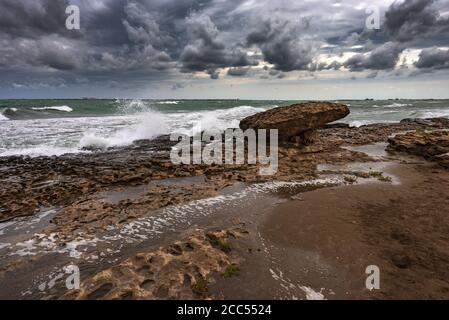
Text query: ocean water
0 99 448 157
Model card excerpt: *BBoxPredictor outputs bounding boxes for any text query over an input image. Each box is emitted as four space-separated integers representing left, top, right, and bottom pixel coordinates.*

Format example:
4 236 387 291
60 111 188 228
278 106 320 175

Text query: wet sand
210 160 449 299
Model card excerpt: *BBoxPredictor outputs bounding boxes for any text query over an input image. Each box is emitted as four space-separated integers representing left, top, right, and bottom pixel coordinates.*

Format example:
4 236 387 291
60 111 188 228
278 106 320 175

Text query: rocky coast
1 102 449 300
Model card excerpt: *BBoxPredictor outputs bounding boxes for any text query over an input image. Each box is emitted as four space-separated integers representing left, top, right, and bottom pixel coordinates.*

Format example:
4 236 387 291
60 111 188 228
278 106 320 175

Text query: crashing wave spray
79 100 168 150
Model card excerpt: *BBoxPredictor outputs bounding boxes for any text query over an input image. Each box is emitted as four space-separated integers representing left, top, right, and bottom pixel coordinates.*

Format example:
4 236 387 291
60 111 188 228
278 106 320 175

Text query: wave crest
0 112 8 121
32 106 73 112
79 106 168 150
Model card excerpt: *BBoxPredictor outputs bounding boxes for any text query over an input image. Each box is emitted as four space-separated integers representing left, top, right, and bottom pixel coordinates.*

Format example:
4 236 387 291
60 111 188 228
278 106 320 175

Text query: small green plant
378 175 392 182
206 234 232 253
191 277 208 295
369 171 384 178
369 171 392 182
217 240 231 253
344 176 357 184
222 264 240 278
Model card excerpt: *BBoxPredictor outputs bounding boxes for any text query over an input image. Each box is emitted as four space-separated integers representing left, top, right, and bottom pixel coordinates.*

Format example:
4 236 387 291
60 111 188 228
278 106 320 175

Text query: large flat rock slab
239 102 350 142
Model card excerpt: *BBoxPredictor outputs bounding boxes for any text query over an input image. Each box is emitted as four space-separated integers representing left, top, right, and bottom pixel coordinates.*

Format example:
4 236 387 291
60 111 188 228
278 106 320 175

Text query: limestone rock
239 101 350 143
388 130 449 168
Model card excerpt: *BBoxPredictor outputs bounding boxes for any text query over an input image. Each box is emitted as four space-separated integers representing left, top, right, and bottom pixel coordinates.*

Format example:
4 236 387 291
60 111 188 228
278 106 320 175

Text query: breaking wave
0 107 17 121
0 113 8 121
411 110 449 119
372 103 413 108
2 99 449 158
32 106 73 112
157 101 179 105
169 105 268 135
79 103 168 150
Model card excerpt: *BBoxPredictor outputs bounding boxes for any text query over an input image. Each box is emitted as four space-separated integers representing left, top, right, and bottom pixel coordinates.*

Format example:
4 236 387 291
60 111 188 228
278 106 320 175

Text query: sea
1 99 448 157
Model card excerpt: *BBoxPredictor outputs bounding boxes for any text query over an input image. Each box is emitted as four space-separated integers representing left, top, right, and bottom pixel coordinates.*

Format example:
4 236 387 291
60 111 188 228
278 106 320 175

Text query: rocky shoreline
2 116 449 225
1 102 449 299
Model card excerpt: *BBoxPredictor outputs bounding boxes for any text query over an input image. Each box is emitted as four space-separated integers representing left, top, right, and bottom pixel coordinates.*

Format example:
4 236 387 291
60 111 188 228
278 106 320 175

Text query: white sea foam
117 178 343 240
349 119 398 127
157 101 179 105
2 100 448 158
413 110 449 118
116 99 149 114
79 110 168 150
7 178 343 258
11 233 99 258
0 145 85 157
170 105 266 135
0 104 266 157
0 108 18 121
32 106 73 112
385 103 412 108
372 103 412 108
349 120 374 127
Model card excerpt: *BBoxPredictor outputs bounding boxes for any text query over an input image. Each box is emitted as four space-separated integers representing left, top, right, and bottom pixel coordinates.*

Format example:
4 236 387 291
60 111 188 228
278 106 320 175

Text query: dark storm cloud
81 0 130 47
33 39 80 70
343 42 405 71
385 0 449 43
0 0 80 39
1 0 449 92
415 47 449 69
179 12 254 78
246 18 318 72
338 0 449 73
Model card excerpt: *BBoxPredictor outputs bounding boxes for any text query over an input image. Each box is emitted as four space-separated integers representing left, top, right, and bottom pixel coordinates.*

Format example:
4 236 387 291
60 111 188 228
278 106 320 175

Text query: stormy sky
0 0 449 99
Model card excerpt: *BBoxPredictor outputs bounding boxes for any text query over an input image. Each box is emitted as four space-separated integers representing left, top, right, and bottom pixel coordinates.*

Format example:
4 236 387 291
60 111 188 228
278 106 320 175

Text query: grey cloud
0 36 82 71
309 61 342 72
366 71 379 79
344 42 404 71
0 0 449 93
207 69 220 79
338 0 448 73
122 2 173 48
415 47 449 69
247 18 318 72
385 0 449 43
269 69 281 77
0 0 80 39
227 66 251 76
180 12 254 78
